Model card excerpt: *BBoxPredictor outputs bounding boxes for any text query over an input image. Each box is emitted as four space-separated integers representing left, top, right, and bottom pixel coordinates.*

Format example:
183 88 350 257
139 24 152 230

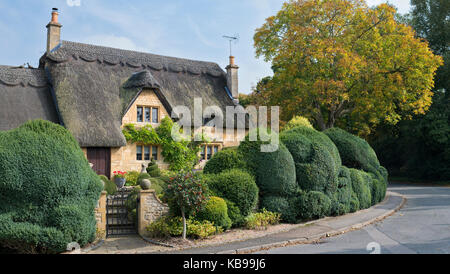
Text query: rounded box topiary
297 191 332 221
280 126 341 195
324 127 388 186
238 128 297 197
260 195 299 223
0 120 103 253
349 169 373 210
203 148 246 175
204 169 258 218
195 196 232 230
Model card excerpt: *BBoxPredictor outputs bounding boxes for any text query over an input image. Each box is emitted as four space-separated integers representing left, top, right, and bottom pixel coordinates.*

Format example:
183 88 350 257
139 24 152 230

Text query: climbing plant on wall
122 117 207 171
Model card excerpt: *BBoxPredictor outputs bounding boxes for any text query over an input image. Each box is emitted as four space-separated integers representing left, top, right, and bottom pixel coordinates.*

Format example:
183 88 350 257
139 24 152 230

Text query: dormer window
137 106 159 123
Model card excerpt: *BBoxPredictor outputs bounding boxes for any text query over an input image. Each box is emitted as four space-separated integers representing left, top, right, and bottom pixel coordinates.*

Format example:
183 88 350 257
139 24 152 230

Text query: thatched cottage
0 9 247 178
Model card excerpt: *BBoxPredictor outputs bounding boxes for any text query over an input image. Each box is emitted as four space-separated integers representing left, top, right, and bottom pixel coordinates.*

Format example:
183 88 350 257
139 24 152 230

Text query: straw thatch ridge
42 40 240 147
0 66 59 131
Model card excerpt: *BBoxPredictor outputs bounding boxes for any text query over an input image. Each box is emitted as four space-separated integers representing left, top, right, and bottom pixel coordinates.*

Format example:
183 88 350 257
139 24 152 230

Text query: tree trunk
181 209 187 240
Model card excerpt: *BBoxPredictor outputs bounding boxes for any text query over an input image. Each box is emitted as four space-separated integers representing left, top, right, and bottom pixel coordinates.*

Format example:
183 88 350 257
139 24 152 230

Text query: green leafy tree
253 0 443 135
164 171 207 239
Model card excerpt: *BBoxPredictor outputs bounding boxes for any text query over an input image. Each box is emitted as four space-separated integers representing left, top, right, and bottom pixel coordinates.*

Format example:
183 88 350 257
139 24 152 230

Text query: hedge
260 195 298 224
196 196 232 230
238 128 297 197
297 191 332 221
349 169 372 209
280 126 341 195
204 169 258 218
324 127 386 182
203 149 246 174
0 120 103 253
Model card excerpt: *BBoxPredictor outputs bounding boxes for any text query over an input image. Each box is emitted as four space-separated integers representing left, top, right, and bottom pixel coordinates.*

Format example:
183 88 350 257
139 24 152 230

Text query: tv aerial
223 34 239 56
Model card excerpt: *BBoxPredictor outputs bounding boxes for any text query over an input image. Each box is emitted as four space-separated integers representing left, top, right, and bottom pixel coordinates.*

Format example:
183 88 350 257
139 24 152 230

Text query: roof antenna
222 34 239 56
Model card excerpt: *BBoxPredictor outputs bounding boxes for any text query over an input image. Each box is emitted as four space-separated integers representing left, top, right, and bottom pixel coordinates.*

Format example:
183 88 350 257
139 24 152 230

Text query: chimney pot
51 8 59 23
46 8 62 54
229 56 235 66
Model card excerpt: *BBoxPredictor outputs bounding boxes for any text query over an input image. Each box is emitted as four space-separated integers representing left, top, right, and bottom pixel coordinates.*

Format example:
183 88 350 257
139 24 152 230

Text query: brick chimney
226 56 239 100
46 8 62 54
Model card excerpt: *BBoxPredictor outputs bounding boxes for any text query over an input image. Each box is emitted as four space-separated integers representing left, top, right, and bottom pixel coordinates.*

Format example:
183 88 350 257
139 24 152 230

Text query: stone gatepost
138 190 169 236
95 191 107 234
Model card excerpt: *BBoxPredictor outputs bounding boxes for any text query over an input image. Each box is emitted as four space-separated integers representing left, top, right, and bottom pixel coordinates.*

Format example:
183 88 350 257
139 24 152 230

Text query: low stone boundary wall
138 190 169 236
95 191 107 234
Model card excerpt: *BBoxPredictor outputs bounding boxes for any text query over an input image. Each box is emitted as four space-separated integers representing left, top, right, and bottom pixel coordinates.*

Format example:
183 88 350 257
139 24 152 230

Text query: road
256 184 450 254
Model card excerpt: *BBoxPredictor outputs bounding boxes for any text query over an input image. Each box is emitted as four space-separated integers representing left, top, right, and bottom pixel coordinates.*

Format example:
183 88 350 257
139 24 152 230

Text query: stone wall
137 190 169 236
95 191 107 235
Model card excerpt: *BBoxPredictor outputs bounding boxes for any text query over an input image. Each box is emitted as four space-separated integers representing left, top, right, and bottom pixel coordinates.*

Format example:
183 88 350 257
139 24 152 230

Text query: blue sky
0 0 411 94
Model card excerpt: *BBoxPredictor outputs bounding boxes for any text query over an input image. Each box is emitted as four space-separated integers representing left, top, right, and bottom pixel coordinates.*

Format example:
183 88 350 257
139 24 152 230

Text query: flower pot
114 177 126 189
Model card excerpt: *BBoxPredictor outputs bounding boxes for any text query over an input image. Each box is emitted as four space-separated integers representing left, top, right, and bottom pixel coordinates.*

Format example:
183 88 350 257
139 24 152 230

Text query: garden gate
106 188 137 237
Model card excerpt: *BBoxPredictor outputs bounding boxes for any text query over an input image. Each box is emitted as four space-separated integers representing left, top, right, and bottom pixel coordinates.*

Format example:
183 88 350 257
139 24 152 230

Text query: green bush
0 120 103 253
280 126 341 195
297 191 332 221
283 115 314 131
125 187 141 224
349 192 360 213
329 166 354 216
238 128 297 197
196 197 232 230
125 171 141 186
100 175 117 195
223 199 245 227
324 127 389 191
260 195 298 223
244 209 281 230
146 159 162 177
203 149 246 174
146 216 218 239
204 169 258 218
349 169 372 209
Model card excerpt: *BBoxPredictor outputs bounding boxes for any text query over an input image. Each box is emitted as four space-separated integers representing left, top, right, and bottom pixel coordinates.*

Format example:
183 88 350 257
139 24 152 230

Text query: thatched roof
42 41 242 147
0 66 59 131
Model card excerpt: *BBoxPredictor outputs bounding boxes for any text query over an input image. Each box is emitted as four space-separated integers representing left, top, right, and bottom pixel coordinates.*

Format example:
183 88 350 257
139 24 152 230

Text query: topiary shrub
283 115 314 131
349 169 372 209
280 126 341 195
238 128 297 197
203 149 246 174
196 196 232 230
146 159 162 177
100 175 117 195
324 127 389 188
329 166 355 216
223 199 244 227
204 169 258 219
260 195 298 223
297 191 332 221
0 120 103 253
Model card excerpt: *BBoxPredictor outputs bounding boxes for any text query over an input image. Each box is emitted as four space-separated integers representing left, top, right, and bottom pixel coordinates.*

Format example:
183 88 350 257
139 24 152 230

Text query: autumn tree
253 0 443 135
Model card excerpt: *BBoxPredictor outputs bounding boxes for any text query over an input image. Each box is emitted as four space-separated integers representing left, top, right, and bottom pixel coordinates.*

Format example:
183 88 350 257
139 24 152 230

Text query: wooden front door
87 148 111 179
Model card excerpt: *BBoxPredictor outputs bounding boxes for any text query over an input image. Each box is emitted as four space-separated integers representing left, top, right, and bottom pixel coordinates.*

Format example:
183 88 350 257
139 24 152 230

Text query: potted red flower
113 171 127 189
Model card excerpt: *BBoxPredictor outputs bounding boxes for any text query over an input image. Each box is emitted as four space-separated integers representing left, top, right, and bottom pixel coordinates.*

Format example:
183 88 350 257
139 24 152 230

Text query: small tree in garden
165 170 207 239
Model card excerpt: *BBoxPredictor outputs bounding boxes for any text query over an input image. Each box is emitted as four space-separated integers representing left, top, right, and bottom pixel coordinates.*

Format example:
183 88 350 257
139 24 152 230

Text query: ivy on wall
122 117 207 171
